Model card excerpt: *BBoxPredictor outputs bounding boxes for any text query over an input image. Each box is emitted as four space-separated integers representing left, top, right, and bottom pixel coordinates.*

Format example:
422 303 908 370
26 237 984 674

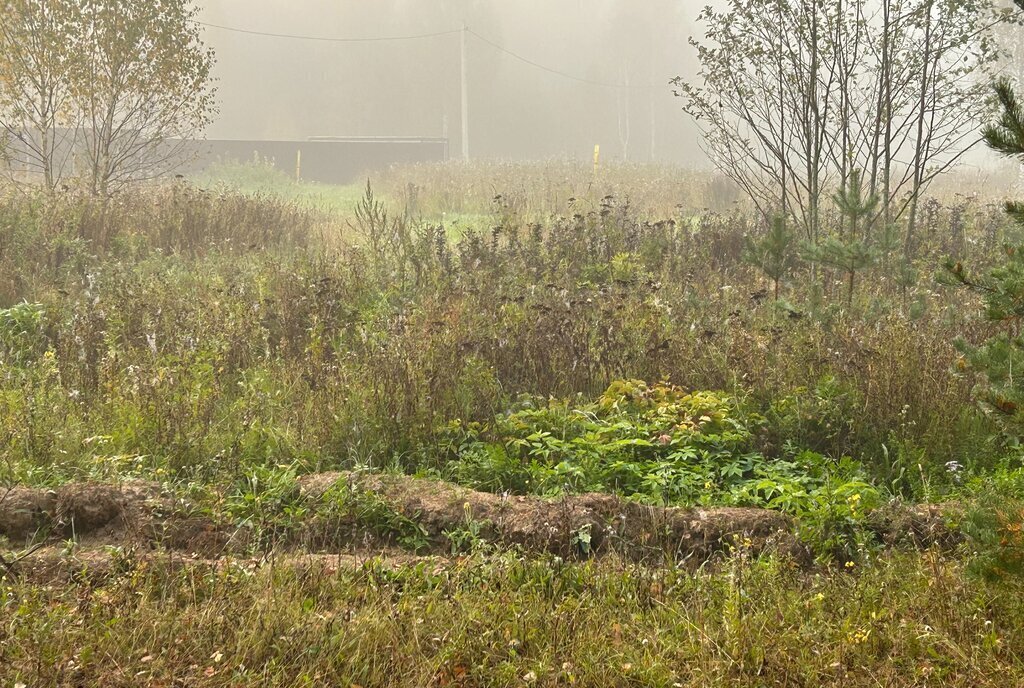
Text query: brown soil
865 501 962 549
0 473 961 582
307 472 808 564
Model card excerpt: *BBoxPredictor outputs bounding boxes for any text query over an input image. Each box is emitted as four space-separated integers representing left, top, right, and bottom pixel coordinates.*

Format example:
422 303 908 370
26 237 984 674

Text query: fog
198 1 708 165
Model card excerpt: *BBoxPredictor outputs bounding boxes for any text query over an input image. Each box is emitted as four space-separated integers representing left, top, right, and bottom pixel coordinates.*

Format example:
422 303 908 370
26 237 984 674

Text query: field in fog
7 0 1024 684
0 159 1022 685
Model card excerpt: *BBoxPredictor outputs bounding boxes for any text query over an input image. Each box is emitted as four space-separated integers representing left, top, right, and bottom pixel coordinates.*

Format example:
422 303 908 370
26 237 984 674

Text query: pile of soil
302 472 807 564
0 473 961 577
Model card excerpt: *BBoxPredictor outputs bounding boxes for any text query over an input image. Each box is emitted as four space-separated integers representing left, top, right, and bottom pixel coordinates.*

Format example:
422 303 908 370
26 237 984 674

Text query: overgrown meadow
4 161 1024 685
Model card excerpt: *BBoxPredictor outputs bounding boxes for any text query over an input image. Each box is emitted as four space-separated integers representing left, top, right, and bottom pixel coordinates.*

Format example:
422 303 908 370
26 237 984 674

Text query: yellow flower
848 628 871 644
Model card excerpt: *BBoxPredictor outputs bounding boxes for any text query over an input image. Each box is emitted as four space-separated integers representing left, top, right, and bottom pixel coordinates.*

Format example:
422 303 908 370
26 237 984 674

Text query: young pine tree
945 23 1024 436
984 73 1024 225
803 170 880 309
743 215 796 300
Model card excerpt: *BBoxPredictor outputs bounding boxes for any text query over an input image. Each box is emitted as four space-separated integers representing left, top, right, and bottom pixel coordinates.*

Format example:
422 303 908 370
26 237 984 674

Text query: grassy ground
188 159 370 216
3 160 1024 685
3 551 1021 687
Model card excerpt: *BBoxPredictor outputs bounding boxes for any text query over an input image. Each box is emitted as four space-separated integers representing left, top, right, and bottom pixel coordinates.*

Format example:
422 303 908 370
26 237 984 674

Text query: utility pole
461 23 470 161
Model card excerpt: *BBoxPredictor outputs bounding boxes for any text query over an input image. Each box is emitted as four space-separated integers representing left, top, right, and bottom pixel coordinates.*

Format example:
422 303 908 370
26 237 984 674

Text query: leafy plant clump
431 380 880 531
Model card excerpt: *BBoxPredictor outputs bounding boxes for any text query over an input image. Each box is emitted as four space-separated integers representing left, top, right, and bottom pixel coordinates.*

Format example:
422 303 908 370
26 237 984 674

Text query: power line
196 21 461 43
195 20 664 91
466 28 660 91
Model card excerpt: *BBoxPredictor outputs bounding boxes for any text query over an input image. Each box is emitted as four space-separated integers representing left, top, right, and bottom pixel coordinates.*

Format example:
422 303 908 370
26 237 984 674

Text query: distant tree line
0 0 216 197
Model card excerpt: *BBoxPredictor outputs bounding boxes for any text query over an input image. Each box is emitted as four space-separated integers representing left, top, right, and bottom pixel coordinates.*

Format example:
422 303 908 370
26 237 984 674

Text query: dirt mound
1 473 962 573
310 472 804 563
866 501 963 549
0 487 57 541
0 481 228 554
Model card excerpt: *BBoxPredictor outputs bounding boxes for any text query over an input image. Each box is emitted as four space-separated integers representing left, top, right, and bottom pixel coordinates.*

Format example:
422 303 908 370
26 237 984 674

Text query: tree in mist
0 0 83 191
75 0 216 197
586 0 684 163
674 0 1006 258
0 0 216 196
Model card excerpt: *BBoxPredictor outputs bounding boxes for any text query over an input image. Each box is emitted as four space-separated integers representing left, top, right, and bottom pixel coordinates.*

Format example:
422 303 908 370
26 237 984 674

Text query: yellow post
295 149 302 182
593 144 600 176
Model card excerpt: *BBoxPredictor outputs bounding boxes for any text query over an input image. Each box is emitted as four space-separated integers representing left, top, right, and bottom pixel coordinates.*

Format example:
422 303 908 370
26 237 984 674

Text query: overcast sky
197 1 710 164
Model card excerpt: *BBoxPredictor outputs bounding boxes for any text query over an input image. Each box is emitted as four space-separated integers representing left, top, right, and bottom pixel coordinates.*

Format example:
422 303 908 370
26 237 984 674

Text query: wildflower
849 628 871 644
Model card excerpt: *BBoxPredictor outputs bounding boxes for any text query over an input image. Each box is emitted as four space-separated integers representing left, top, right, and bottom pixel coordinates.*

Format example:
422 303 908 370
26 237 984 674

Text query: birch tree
75 0 216 197
674 0 1006 257
0 0 83 191
0 0 216 196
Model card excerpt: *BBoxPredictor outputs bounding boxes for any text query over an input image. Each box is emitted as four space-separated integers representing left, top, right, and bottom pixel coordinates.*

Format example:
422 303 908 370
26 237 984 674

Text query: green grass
188 159 370 216
2 550 1021 687
187 161 496 240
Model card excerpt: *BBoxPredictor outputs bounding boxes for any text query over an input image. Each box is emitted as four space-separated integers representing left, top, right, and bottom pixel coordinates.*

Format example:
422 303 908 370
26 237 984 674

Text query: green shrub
319 482 430 552
762 377 861 460
225 464 307 549
0 302 46 366
963 467 1024 581
435 381 758 503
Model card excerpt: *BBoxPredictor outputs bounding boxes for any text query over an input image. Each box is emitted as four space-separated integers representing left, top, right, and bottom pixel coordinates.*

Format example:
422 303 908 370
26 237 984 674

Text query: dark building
3 131 450 186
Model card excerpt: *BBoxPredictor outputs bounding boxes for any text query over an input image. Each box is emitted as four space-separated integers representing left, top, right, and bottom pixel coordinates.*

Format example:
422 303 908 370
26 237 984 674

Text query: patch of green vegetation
0 180 1008 501
318 480 431 553
188 159 369 215
426 380 880 560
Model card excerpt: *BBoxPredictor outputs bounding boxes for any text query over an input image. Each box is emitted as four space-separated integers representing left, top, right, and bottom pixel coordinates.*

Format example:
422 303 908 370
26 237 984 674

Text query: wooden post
295 149 302 182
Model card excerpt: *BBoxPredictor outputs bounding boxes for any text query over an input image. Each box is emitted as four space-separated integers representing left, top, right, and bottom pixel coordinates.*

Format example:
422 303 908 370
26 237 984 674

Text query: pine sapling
743 215 796 300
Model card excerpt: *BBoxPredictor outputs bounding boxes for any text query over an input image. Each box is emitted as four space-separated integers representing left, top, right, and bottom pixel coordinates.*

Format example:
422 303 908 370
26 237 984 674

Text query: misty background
198 1 706 165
